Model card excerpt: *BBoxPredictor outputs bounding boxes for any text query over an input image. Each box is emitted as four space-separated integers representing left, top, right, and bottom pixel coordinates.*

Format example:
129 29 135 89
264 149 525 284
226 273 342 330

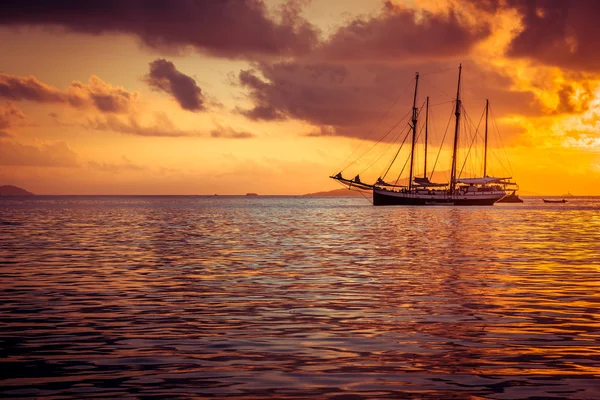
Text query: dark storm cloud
232 2 533 140
508 0 600 71
317 1 490 62
0 0 319 58
144 59 205 111
237 61 543 141
0 73 137 114
237 61 419 139
237 62 369 126
466 0 600 72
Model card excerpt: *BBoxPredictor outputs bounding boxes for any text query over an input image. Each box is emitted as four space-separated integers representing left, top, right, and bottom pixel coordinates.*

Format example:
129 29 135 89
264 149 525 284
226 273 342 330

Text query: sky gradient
1 0 600 195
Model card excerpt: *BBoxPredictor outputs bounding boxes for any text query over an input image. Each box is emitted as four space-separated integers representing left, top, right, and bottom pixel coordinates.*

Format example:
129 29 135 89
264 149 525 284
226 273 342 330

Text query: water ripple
1 196 599 399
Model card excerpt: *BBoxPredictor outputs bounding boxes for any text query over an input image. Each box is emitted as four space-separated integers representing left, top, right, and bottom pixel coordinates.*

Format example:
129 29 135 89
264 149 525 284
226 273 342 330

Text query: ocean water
1 195 599 399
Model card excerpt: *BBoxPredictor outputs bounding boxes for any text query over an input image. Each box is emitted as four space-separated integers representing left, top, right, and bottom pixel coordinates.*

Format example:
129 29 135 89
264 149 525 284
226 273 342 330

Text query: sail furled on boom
456 177 511 185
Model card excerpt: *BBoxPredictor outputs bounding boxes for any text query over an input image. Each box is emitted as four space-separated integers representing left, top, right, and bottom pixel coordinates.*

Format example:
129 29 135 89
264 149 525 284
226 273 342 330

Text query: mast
424 96 429 179
450 64 462 194
483 99 489 178
408 72 419 191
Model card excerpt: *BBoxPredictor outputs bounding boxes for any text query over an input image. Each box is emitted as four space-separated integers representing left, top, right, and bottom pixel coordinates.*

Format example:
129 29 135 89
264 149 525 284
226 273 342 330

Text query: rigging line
458 106 485 179
361 121 410 176
490 149 510 175
429 100 454 108
380 100 427 178
422 79 453 100
339 108 412 173
334 180 373 205
394 145 412 186
357 189 374 205
429 102 455 181
413 117 427 176
334 79 413 174
357 111 413 175
489 104 515 176
392 115 426 186
381 127 411 180
420 66 457 76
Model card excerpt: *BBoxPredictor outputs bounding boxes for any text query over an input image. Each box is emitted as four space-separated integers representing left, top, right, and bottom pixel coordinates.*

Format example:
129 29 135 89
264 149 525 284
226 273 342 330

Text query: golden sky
1 0 600 195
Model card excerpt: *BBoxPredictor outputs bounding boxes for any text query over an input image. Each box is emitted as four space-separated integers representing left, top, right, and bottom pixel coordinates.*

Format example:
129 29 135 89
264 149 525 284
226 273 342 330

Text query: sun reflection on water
1 196 599 398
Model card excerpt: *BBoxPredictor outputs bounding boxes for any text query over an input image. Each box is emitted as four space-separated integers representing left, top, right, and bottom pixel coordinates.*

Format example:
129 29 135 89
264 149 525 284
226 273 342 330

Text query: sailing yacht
331 65 513 206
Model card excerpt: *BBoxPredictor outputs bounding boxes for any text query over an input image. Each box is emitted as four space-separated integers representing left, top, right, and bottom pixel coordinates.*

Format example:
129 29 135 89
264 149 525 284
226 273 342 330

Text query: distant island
246 193 258 196
0 185 34 196
303 188 368 197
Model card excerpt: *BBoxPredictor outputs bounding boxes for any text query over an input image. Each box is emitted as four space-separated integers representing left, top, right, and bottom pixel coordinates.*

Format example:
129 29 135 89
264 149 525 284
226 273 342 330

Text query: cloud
0 140 79 167
0 0 319 59
88 156 145 173
69 76 137 113
82 112 254 139
316 1 490 63
466 0 600 72
86 112 193 137
0 102 28 136
237 62 375 128
0 74 64 103
236 60 541 141
303 125 336 137
0 73 137 113
210 125 256 139
144 59 205 111
507 1 600 71
554 81 594 114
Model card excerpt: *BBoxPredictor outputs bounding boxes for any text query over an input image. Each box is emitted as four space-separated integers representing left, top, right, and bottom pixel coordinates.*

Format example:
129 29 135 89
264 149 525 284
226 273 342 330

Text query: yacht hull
373 189 504 206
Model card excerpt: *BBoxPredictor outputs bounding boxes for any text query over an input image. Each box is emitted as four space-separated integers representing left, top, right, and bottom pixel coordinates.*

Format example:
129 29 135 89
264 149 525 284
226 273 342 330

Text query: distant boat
497 190 523 203
246 193 258 196
543 199 567 203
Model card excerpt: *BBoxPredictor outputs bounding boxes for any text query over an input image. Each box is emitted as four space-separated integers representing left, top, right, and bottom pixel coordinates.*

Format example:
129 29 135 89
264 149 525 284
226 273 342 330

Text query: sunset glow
2 0 600 195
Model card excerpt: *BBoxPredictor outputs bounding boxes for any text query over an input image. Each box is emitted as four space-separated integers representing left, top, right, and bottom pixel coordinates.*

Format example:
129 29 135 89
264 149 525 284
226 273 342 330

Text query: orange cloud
88 156 145 173
210 125 256 139
0 140 78 167
0 102 28 137
0 73 138 113
85 113 193 137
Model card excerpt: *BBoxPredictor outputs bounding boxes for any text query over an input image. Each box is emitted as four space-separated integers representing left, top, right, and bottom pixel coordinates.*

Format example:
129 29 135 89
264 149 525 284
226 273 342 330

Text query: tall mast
424 96 429 179
483 99 489 178
450 64 462 194
408 72 419 191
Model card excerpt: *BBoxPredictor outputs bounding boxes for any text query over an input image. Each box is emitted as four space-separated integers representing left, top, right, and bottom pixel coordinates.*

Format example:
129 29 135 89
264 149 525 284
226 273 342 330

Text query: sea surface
1 195 599 399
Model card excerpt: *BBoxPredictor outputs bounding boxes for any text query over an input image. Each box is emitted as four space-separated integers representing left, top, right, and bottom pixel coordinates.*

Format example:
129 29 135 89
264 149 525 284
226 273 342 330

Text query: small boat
543 199 567 203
